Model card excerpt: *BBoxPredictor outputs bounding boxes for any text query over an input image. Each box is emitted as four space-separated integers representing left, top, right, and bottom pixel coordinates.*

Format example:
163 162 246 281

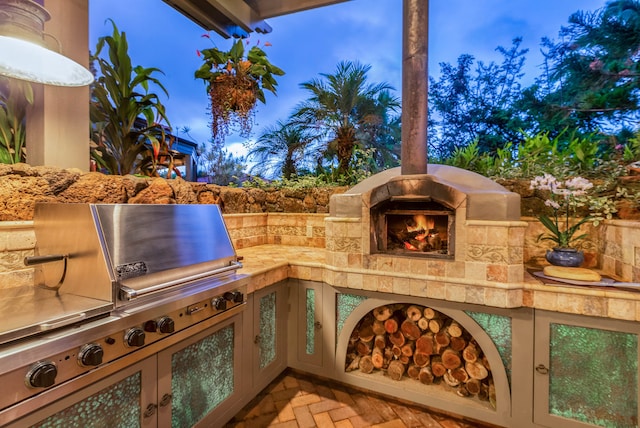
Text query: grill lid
91 204 240 301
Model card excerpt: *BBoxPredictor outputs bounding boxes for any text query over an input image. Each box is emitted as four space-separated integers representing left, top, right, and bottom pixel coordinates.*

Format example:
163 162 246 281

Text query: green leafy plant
0 78 32 164
623 134 640 163
90 20 173 176
445 140 496 176
195 36 284 142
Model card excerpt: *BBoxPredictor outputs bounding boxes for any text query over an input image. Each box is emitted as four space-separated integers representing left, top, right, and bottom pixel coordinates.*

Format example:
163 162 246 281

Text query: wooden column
400 0 429 175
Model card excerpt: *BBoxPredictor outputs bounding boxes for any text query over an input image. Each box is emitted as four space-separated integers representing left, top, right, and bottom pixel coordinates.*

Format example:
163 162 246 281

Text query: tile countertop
236 245 640 322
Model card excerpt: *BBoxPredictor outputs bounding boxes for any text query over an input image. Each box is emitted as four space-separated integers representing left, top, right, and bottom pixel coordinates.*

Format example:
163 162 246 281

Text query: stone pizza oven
330 165 521 259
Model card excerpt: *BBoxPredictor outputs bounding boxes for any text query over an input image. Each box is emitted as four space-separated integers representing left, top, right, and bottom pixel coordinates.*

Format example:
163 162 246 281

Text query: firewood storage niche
345 303 496 409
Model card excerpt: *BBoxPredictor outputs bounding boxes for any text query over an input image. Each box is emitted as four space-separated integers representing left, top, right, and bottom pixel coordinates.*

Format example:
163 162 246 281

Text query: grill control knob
26 361 57 388
124 328 146 347
224 290 244 303
212 297 227 311
157 317 175 334
78 343 104 367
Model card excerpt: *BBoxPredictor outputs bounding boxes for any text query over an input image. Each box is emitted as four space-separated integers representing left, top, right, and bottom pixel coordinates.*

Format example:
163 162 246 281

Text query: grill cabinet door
251 281 288 393
157 313 245 428
6 357 157 428
534 310 640 428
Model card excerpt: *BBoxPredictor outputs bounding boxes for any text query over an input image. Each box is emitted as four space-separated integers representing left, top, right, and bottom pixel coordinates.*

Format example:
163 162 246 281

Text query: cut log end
387 360 406 381
359 355 374 374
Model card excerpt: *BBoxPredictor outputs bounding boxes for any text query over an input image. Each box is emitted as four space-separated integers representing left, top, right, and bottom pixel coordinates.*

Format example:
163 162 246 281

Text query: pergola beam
163 0 351 37
245 0 353 19
163 0 271 38
205 0 272 34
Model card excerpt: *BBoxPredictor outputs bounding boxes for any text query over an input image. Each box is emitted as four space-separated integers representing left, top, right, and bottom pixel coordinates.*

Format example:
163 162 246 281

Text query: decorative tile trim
325 237 362 252
466 245 509 263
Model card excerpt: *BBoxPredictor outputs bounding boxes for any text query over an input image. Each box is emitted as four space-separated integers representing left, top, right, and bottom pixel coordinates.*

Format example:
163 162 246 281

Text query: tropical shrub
90 20 172 176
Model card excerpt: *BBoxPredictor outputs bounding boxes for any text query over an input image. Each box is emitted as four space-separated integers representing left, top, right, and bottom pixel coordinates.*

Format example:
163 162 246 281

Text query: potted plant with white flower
529 173 612 267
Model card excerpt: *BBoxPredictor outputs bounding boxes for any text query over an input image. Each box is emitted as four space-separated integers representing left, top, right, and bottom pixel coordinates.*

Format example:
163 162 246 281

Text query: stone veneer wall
601 220 640 281
0 222 35 298
0 163 346 220
223 213 327 249
2 163 640 297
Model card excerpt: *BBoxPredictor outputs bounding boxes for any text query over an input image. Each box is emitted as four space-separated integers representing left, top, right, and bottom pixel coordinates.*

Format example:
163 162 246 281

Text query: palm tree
247 120 317 179
293 61 399 176
361 90 402 170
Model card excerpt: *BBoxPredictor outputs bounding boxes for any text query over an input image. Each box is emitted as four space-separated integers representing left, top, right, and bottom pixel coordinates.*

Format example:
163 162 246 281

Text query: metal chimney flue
400 0 429 175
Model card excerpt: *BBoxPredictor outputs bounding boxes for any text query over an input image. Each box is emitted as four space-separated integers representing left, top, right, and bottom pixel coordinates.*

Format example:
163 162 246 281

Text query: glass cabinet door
534 311 640 428
252 282 287 392
157 313 245 428
8 357 157 428
297 281 324 366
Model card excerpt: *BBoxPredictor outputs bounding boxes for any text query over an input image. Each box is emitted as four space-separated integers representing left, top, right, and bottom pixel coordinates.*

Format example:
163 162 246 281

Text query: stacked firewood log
345 304 496 406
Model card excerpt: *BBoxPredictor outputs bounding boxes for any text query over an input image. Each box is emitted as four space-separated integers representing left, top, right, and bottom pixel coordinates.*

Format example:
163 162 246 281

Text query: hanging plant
195 35 285 142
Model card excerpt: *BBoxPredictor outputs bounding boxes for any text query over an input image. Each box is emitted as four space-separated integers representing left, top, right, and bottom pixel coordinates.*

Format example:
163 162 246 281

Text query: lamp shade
0 0 93 86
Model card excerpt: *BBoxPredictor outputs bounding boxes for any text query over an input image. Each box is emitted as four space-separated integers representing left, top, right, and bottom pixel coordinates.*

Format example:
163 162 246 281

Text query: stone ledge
237 244 640 320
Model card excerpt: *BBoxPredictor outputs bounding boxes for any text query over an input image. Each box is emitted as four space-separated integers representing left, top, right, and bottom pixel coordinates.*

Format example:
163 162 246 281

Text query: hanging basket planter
209 74 258 140
195 37 285 143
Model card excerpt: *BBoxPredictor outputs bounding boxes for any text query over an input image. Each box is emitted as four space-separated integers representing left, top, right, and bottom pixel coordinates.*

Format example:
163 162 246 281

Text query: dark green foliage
247 120 318 179
444 130 622 180
429 2 640 166
428 38 529 159
533 0 640 133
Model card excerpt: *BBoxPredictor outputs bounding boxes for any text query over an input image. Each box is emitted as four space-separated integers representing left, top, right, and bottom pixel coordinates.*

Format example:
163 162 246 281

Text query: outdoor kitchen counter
236 244 640 322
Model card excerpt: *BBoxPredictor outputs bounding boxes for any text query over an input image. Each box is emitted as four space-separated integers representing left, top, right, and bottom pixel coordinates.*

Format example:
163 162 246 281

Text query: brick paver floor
225 370 499 428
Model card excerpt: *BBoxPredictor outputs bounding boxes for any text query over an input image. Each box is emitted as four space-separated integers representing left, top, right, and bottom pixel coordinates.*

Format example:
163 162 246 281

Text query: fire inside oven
372 200 455 258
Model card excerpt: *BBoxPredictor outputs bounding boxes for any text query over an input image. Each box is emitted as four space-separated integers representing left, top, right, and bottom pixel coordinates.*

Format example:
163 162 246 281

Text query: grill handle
24 254 67 266
119 260 243 301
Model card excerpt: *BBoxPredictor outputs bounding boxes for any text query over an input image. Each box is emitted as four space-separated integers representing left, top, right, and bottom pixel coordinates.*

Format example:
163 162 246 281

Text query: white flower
530 173 559 191
564 176 593 192
544 199 560 209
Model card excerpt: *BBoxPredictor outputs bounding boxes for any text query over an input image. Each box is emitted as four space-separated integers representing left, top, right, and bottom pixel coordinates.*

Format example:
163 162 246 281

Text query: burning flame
406 215 433 241
398 214 442 252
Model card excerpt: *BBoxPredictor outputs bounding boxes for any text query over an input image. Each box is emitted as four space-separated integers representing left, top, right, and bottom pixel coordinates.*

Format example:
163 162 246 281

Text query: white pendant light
0 0 93 87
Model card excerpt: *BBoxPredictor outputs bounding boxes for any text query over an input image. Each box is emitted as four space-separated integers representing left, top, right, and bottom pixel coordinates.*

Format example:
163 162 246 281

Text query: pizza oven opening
371 199 454 258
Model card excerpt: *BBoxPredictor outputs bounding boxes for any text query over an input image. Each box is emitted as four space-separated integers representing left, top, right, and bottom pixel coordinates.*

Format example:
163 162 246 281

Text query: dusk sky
88 0 608 158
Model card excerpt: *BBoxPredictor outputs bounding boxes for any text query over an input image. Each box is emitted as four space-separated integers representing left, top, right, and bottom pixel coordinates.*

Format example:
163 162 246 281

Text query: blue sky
89 0 608 158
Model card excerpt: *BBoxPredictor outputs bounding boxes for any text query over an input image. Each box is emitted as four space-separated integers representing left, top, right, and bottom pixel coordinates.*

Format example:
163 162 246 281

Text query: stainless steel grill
0 203 247 423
